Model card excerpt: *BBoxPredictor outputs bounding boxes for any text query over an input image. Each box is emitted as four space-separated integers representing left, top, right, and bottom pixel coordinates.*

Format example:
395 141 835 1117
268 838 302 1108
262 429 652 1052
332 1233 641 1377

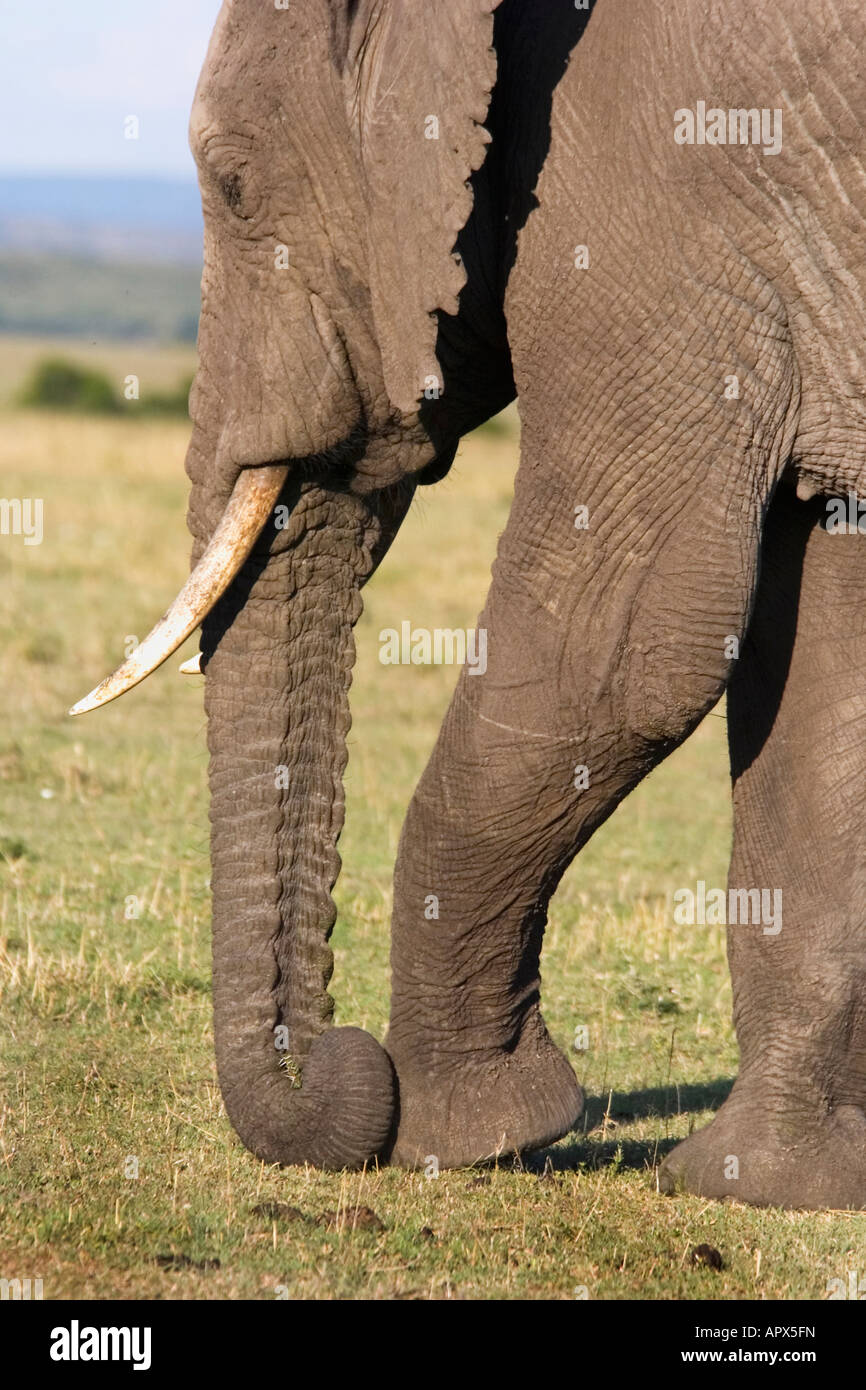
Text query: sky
0 0 224 180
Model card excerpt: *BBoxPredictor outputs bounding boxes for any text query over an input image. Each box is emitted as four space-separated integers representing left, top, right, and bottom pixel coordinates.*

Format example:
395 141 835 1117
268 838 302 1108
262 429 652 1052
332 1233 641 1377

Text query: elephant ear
341 0 503 415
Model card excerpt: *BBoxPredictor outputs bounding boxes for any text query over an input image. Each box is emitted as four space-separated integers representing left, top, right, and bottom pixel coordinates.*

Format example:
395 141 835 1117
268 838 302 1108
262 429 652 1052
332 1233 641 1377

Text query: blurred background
0 0 222 405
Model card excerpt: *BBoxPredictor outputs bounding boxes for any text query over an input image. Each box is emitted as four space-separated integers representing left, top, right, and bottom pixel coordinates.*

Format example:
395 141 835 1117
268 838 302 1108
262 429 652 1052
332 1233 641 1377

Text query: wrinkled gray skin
185 0 866 1208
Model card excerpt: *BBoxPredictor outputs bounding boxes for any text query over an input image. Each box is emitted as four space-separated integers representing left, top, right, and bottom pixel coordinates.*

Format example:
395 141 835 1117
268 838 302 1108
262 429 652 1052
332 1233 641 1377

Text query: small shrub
18 358 119 414
17 358 193 418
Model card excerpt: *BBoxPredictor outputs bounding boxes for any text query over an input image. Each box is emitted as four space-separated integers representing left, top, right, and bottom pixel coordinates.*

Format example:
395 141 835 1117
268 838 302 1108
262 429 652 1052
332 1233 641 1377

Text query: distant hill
0 174 203 264
0 255 201 342
0 174 203 341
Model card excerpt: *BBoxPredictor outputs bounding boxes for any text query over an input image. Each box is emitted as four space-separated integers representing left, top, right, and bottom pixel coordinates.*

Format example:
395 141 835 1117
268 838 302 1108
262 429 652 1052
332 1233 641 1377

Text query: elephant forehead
191 0 338 143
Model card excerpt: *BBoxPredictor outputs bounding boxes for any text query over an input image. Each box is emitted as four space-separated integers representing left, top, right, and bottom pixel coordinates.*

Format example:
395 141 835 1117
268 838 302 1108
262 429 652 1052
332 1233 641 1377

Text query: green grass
1 340 864 1299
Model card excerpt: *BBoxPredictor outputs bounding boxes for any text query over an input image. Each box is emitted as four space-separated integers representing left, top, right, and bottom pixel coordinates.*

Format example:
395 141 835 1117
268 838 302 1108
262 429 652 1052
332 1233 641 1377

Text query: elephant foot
387 1027 583 1169
659 1093 866 1210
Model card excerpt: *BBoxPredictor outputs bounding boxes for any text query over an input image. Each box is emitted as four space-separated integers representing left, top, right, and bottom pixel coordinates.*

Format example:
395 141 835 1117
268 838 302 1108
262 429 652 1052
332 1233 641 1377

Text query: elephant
72 0 866 1210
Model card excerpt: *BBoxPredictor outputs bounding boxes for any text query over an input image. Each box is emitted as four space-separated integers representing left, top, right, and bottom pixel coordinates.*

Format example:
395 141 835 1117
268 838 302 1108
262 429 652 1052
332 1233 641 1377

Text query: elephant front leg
386 441 768 1169
660 485 866 1209
385 602 589 1168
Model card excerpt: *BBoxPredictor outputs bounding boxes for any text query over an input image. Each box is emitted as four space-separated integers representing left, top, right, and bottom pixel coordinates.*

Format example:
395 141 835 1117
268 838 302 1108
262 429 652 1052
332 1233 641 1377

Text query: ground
0 336 863 1299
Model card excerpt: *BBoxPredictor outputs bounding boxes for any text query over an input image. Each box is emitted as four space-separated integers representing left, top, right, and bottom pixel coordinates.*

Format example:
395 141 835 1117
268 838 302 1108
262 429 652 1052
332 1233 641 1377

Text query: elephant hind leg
660 484 866 1209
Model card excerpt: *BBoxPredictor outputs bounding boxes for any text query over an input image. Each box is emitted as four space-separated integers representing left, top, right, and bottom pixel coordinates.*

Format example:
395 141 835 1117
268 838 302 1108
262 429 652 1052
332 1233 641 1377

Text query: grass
1 335 864 1299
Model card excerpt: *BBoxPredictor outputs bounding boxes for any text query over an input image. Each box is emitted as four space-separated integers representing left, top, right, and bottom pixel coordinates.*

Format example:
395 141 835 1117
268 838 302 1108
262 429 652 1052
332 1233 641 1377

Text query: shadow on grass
531 1135 680 1174
581 1077 734 1132
523 1077 734 1176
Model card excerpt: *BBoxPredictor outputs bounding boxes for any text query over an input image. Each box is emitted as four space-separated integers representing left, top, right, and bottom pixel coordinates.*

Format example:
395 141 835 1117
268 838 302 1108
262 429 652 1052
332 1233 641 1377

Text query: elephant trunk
202 480 396 1168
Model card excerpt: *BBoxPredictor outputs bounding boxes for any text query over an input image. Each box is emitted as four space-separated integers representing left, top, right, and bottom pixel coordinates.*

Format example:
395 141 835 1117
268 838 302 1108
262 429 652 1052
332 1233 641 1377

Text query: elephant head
71 0 505 1168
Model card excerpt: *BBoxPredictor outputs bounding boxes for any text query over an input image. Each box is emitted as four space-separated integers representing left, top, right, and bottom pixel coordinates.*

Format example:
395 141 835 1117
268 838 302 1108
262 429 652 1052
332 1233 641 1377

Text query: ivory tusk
69 464 288 715
179 653 203 676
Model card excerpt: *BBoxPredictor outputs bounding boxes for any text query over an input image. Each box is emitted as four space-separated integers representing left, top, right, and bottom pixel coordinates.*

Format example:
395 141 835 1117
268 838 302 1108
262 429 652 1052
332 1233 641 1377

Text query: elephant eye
219 172 243 211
